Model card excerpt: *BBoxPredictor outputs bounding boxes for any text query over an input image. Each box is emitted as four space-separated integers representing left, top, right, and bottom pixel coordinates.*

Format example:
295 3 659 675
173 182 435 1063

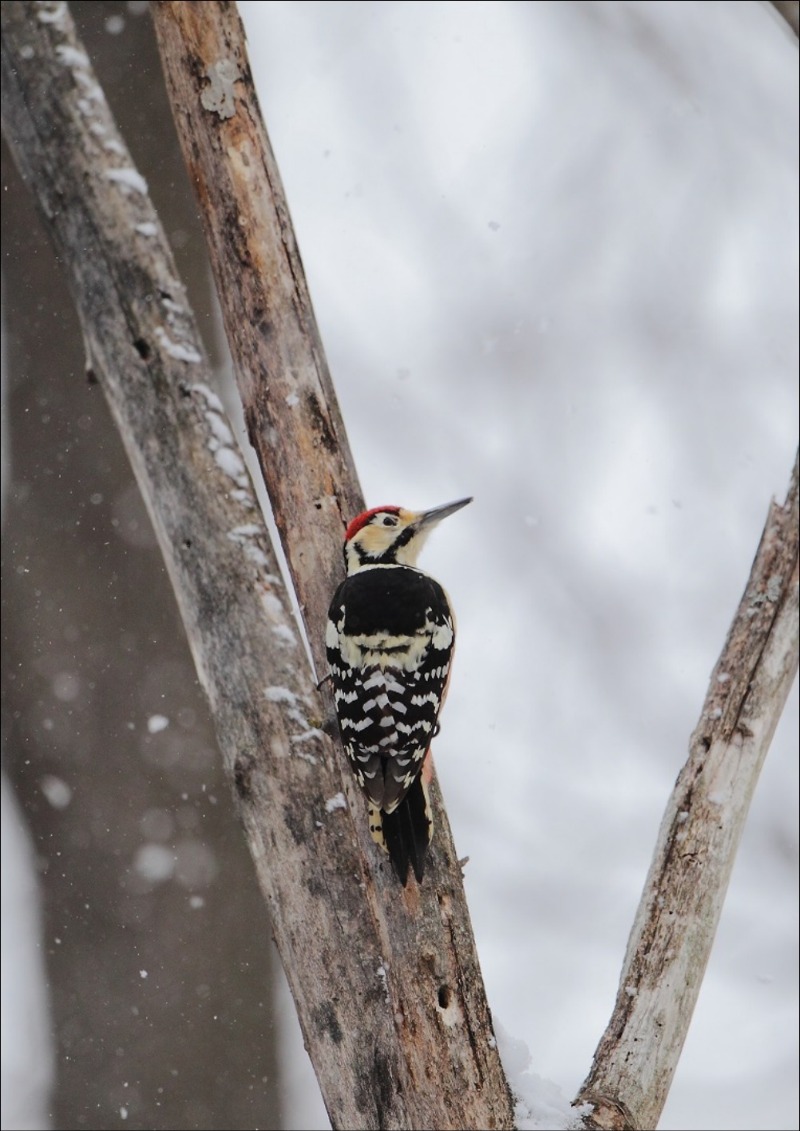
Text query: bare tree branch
768 0 800 38
148 7 515 1130
3 2 514 1128
575 455 799 1130
153 0 363 678
0 5 366 1123
6 3 795 1129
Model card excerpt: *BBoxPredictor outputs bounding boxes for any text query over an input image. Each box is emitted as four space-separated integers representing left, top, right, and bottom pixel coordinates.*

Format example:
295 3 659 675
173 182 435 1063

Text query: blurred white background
239 2 798 1128
2 3 796 1130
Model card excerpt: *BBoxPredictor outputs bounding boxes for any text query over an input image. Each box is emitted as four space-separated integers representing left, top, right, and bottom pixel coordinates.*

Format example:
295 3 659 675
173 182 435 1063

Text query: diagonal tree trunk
3 3 796 1129
1 2 282 1127
2 3 515 1128
575 456 799 1130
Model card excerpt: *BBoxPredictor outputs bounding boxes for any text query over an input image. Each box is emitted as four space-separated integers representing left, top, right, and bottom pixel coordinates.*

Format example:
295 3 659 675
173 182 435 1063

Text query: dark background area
2 4 282 1128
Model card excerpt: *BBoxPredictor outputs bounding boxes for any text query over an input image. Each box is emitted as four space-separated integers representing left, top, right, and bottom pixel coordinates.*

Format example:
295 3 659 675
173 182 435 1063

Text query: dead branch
2 2 514 1128
575 455 799 1129
149 6 515 1129
768 0 800 38
6 3 794 1129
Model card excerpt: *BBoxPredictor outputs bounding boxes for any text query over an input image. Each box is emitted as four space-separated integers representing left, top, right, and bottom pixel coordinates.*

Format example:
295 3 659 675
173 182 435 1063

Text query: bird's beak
415 496 473 531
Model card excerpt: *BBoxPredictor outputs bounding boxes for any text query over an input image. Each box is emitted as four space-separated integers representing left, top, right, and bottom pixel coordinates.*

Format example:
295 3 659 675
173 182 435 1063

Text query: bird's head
343 497 472 574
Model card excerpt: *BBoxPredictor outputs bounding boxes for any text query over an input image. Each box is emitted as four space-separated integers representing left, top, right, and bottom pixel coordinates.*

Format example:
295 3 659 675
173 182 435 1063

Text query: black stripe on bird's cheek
377 524 417 563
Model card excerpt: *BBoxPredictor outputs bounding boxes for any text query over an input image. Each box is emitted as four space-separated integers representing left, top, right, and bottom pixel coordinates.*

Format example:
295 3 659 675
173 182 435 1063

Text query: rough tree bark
573 6 799 1125
0 3 281 1127
2 3 514 1129
149 6 799 1130
3 3 796 1130
575 457 799 1130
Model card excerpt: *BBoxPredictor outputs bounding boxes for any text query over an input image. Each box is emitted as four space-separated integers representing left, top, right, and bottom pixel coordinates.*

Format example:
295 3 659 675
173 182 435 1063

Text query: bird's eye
381 515 398 527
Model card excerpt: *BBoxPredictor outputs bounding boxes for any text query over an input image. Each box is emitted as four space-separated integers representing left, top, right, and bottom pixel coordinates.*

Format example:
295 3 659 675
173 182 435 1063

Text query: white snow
243 544 269 567
495 1021 590 1130
376 962 390 1003
39 775 72 810
134 844 175 884
193 387 250 486
191 383 224 414
265 686 298 704
230 524 263 539
104 167 148 196
146 714 169 734
154 326 202 364
264 685 323 750
54 45 89 69
73 69 104 104
37 2 66 26
228 524 271 568
214 446 248 488
324 793 346 813
200 58 240 120
207 413 235 447
135 221 157 237
271 623 297 647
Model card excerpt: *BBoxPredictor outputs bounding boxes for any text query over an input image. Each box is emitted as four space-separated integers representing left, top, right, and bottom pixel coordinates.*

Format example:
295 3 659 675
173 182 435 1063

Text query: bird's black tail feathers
380 775 432 885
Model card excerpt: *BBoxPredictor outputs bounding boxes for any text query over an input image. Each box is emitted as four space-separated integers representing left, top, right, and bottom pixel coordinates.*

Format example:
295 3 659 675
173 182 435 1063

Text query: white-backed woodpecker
326 497 472 884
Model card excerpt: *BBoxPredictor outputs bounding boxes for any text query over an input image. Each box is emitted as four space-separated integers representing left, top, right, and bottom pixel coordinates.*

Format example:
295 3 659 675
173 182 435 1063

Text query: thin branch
575 455 799 1130
768 0 800 38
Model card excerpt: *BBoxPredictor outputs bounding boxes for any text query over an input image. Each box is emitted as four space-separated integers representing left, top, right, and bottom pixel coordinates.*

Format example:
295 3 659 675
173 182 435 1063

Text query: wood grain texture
575 457 799 1130
151 0 362 681
2 3 515 1128
149 5 515 1127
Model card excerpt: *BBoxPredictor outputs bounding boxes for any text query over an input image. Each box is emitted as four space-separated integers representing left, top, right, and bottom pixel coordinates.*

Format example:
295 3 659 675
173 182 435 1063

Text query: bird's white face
342 498 472 574
344 508 429 573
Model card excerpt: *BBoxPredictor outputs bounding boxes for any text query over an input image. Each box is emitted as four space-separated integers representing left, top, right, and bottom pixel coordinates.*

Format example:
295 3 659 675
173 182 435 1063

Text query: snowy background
2 2 798 1130
239 2 799 1127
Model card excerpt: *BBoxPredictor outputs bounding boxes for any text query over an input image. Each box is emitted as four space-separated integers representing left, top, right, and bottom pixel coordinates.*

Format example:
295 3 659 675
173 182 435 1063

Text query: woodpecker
326 497 471 885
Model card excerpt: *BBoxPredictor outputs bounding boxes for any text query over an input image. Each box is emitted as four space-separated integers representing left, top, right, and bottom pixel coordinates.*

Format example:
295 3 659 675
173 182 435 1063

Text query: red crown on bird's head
344 506 401 542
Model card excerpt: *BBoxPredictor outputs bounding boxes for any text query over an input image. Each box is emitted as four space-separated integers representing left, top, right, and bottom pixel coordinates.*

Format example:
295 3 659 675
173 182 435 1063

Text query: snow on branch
149 4 517 1128
4 3 795 1129
2 2 516 1128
